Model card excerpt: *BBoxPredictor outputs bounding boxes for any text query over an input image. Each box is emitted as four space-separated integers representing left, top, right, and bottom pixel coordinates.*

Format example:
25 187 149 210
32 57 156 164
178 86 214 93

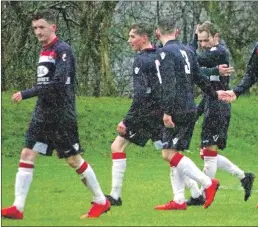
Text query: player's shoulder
55 40 73 53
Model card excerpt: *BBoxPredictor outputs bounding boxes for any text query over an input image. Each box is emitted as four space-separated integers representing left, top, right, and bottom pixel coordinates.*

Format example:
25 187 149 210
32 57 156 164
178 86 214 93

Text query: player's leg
106 135 129 206
217 155 255 201
155 120 219 210
55 121 110 218
1 121 50 219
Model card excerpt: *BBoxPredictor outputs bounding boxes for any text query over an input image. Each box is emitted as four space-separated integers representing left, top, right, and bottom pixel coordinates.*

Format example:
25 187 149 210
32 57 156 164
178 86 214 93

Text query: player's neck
160 34 176 46
141 42 153 51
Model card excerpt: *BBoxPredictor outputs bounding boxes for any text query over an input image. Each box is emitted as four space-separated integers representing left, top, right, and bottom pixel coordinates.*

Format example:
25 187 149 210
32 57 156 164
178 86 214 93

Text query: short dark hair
130 23 153 38
157 19 177 35
198 21 219 36
31 8 57 24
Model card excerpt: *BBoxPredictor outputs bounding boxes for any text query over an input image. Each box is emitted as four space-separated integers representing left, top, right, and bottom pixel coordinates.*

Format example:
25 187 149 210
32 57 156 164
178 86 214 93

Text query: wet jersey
233 43 258 96
124 47 162 125
21 37 77 123
156 40 217 120
190 34 230 91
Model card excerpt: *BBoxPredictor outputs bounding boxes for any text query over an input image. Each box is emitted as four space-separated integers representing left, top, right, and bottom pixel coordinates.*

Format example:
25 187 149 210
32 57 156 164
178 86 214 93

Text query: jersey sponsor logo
160 52 166 60
213 135 219 142
37 65 49 77
134 67 140 74
37 77 49 84
210 47 217 51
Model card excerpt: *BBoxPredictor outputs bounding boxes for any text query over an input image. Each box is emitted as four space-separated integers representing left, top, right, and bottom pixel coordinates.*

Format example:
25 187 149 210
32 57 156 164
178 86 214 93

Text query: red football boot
1 206 23 220
155 201 187 210
80 199 111 219
204 179 220 209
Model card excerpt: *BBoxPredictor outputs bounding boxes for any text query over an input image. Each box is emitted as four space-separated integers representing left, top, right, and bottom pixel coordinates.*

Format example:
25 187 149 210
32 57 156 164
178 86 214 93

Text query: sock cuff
112 152 126 160
76 160 88 174
169 152 184 167
19 160 34 169
202 148 218 157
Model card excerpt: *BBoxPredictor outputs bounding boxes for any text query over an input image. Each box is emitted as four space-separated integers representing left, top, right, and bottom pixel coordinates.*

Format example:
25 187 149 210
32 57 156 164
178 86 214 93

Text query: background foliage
1 1 258 96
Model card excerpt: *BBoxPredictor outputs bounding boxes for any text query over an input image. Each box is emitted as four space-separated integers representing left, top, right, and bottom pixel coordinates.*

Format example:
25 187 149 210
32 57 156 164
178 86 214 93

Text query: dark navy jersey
233 43 258 96
21 37 77 123
190 34 230 91
124 47 162 125
156 40 217 117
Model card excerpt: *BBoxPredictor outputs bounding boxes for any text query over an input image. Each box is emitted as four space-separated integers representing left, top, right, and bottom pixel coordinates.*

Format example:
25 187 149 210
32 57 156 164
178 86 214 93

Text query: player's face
128 29 146 52
32 19 56 45
198 31 215 49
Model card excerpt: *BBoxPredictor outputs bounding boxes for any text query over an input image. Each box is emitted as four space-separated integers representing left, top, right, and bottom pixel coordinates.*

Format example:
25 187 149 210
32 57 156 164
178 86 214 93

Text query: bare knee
162 149 176 163
66 154 83 168
20 148 37 162
111 136 129 153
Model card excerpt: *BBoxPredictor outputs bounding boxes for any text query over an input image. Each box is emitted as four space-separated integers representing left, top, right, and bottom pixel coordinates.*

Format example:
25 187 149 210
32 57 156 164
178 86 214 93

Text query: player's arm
192 57 218 99
123 59 150 125
157 50 176 116
233 46 258 97
20 48 72 100
197 47 227 67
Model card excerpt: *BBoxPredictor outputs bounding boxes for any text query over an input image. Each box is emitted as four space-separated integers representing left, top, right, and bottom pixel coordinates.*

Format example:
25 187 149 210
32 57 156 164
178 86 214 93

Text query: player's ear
52 24 57 32
214 32 219 41
175 28 181 37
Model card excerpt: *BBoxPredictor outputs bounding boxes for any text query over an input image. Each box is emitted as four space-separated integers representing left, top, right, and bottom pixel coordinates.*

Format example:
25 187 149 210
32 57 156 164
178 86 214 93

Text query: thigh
53 121 83 159
25 121 55 156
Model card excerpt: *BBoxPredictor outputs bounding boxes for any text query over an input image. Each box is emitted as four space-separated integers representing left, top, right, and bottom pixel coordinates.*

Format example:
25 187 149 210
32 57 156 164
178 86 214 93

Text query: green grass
1 91 258 226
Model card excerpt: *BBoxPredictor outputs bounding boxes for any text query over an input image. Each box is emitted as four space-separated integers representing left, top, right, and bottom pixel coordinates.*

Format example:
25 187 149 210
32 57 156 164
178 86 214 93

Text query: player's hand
12 92 23 103
163 114 175 128
117 121 126 136
218 64 234 76
217 90 236 103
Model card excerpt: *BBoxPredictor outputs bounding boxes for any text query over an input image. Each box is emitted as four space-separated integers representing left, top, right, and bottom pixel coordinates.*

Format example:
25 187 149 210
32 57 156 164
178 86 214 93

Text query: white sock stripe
20 160 34 165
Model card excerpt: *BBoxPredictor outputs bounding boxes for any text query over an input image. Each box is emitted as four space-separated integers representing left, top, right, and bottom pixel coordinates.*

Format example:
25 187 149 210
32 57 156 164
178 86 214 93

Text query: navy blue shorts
25 121 83 159
201 99 231 149
162 114 196 151
122 112 164 147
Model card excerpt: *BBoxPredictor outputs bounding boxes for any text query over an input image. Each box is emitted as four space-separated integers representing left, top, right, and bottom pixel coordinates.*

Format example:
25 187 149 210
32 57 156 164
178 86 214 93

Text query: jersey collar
43 36 59 50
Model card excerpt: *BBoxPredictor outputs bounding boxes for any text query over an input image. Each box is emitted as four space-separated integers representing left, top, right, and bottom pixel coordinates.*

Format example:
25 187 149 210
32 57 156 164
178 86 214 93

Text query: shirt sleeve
233 46 258 97
157 50 176 115
21 48 73 100
123 58 151 125
192 57 218 99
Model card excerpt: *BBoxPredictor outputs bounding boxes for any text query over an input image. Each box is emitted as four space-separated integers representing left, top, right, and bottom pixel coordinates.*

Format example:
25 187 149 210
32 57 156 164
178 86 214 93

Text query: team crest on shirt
134 67 140 74
172 138 179 145
62 53 67 61
160 52 166 60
